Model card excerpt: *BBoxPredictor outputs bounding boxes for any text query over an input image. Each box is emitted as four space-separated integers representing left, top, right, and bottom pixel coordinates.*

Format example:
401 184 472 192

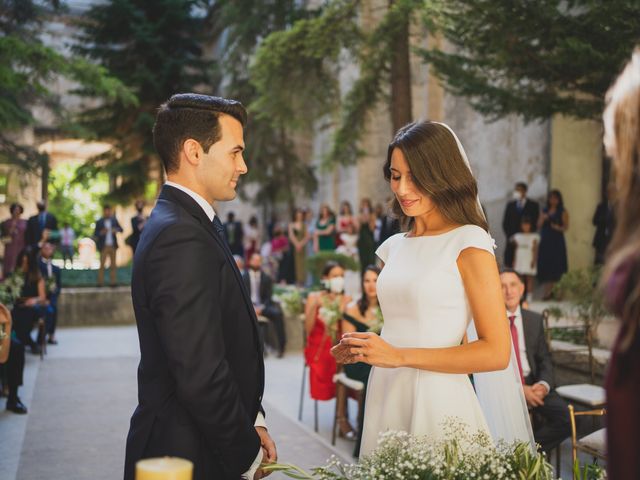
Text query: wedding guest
244 216 261 262
341 265 381 457
602 48 640 480
502 182 540 267
304 262 351 402
224 211 244 256
12 248 48 354
376 198 400 247
25 200 58 250
129 200 147 254
59 222 75 268
288 208 309 287
500 268 570 453
336 223 360 298
1 203 27 276
0 304 27 414
537 190 569 300
94 205 123 287
512 216 540 302
38 241 61 345
336 201 356 247
243 254 286 357
314 204 336 253
592 184 616 265
357 198 376 272
271 225 291 284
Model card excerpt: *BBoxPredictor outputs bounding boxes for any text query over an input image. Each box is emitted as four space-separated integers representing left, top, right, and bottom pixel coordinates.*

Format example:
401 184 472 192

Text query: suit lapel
158 186 262 351
521 310 537 377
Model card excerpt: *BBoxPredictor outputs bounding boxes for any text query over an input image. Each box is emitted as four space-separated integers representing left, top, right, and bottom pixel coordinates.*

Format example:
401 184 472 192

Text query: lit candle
135 457 193 480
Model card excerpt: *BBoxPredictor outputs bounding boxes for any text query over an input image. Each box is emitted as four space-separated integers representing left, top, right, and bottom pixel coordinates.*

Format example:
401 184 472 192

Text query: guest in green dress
288 208 310 286
314 204 336 252
341 265 381 457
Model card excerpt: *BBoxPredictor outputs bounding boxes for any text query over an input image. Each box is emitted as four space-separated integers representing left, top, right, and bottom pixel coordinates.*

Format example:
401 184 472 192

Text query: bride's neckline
402 224 467 239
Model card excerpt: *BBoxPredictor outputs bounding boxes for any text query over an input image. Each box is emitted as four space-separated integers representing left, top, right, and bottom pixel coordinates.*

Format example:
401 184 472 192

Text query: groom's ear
182 138 202 167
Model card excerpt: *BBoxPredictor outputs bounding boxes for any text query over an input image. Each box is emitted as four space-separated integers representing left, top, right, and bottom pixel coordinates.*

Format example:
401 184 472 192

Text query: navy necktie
212 216 225 238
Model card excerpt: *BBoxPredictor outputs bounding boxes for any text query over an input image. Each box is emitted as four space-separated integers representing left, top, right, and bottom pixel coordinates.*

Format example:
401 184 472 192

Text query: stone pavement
0 325 603 479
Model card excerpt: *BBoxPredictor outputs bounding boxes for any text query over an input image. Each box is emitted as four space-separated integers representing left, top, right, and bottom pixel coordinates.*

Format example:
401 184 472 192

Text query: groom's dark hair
153 93 247 174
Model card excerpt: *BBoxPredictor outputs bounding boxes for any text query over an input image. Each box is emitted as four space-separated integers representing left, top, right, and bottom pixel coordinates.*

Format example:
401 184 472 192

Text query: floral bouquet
264 418 560 480
0 272 24 310
275 287 305 317
319 296 343 341
368 306 384 335
45 276 58 297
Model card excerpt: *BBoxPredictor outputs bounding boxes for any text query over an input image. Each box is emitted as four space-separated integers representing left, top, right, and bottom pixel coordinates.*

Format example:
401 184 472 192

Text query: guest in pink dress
1 203 27 277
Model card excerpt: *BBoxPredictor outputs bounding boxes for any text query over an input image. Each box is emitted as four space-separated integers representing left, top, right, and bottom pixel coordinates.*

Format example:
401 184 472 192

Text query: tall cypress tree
74 0 214 203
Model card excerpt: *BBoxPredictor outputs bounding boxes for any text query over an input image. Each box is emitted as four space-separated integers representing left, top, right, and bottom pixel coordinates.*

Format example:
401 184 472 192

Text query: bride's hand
332 332 402 368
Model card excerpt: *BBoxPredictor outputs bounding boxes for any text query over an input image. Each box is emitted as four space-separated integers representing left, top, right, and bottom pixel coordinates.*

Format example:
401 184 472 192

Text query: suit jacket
592 201 615 251
242 270 275 307
26 212 58 247
502 199 540 237
129 214 146 251
124 185 264 480
38 258 61 305
93 216 123 251
224 221 244 255
521 309 554 389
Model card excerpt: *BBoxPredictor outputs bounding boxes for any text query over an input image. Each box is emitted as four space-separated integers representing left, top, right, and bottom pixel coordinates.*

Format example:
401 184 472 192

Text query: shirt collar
165 181 216 222
506 305 522 319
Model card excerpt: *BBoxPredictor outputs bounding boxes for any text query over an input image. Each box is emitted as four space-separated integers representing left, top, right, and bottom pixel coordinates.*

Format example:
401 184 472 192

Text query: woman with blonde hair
602 47 640 480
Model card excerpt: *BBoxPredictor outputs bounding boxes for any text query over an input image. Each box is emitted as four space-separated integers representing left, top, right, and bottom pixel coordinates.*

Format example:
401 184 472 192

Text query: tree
73 0 215 204
0 1 133 176
250 0 422 167
212 0 318 215
420 0 640 122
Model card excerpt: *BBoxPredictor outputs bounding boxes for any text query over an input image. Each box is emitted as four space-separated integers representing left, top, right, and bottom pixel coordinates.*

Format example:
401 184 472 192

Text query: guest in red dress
304 261 351 401
602 47 640 480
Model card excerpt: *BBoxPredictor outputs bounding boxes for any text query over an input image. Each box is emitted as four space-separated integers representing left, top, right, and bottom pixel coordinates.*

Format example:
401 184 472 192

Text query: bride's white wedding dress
360 224 533 456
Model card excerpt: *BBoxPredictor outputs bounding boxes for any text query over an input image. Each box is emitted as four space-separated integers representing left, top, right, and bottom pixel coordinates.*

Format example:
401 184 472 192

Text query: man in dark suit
500 268 570 452
93 205 124 287
25 201 58 249
128 200 147 254
243 253 286 358
502 182 540 267
124 94 276 480
592 185 616 265
224 211 244 257
38 241 61 345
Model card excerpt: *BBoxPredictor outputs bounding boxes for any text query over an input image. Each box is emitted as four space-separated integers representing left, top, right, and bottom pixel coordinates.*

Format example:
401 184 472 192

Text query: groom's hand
256 426 277 478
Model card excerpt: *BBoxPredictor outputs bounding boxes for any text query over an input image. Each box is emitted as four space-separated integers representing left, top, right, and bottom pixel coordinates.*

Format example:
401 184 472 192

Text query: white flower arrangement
264 418 563 480
275 286 305 317
368 306 384 335
0 272 24 310
318 296 343 341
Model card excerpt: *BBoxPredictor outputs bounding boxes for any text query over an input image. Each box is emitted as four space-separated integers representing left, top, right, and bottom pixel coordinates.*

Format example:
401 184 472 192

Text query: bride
332 121 533 456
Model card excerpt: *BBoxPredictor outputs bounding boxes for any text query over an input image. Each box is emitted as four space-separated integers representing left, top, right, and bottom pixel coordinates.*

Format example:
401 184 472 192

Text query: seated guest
38 241 61 345
0 303 27 413
341 265 381 456
12 248 49 354
304 262 351 416
242 253 286 357
500 267 571 452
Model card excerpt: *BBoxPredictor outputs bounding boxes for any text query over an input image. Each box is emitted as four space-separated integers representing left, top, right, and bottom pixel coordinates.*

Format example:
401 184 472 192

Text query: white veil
435 122 536 449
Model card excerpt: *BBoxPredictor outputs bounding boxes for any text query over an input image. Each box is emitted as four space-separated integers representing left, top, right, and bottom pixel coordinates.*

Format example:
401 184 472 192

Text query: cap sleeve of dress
375 233 401 264
456 225 496 258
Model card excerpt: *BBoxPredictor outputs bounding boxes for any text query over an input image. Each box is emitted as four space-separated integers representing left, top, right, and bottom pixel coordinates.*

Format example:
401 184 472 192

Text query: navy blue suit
38 258 61 337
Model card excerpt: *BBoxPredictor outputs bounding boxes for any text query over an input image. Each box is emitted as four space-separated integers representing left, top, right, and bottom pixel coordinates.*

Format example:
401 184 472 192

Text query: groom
124 94 276 480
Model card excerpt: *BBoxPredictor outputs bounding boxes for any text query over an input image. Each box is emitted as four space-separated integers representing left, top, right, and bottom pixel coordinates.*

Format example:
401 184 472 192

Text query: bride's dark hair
383 121 488 232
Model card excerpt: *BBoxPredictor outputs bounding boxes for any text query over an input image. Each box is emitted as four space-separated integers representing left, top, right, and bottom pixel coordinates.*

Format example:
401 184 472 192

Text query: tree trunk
389 1 412 133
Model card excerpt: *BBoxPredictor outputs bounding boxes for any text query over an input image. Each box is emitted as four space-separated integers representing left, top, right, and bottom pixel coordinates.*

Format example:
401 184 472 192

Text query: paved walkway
0 325 602 479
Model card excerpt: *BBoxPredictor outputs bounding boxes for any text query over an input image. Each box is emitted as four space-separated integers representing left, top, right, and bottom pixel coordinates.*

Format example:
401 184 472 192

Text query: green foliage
273 285 305 317
47 162 110 241
573 458 606 480
0 1 133 171
552 266 609 328
73 0 214 204
305 251 359 284
420 0 640 122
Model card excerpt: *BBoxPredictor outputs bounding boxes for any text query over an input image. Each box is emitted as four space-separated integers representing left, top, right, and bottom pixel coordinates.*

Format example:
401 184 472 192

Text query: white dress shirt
249 269 261 306
104 218 114 247
164 181 267 479
507 306 550 393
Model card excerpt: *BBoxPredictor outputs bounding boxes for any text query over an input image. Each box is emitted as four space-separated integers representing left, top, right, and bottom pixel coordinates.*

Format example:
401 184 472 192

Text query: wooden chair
37 317 47 360
543 309 605 408
568 404 606 479
331 371 364 446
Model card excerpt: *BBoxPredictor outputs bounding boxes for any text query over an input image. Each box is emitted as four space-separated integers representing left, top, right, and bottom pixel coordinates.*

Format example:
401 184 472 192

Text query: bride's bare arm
333 248 510 373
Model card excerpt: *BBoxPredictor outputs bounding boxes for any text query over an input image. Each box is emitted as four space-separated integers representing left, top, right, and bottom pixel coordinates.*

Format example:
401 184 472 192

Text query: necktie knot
509 315 516 326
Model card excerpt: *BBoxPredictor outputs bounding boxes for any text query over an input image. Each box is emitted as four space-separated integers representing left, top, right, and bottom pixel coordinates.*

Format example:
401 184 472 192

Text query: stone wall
58 287 135 327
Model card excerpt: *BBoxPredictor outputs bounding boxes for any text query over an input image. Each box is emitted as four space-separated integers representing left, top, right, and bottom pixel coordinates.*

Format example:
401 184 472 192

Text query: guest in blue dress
537 190 569 300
